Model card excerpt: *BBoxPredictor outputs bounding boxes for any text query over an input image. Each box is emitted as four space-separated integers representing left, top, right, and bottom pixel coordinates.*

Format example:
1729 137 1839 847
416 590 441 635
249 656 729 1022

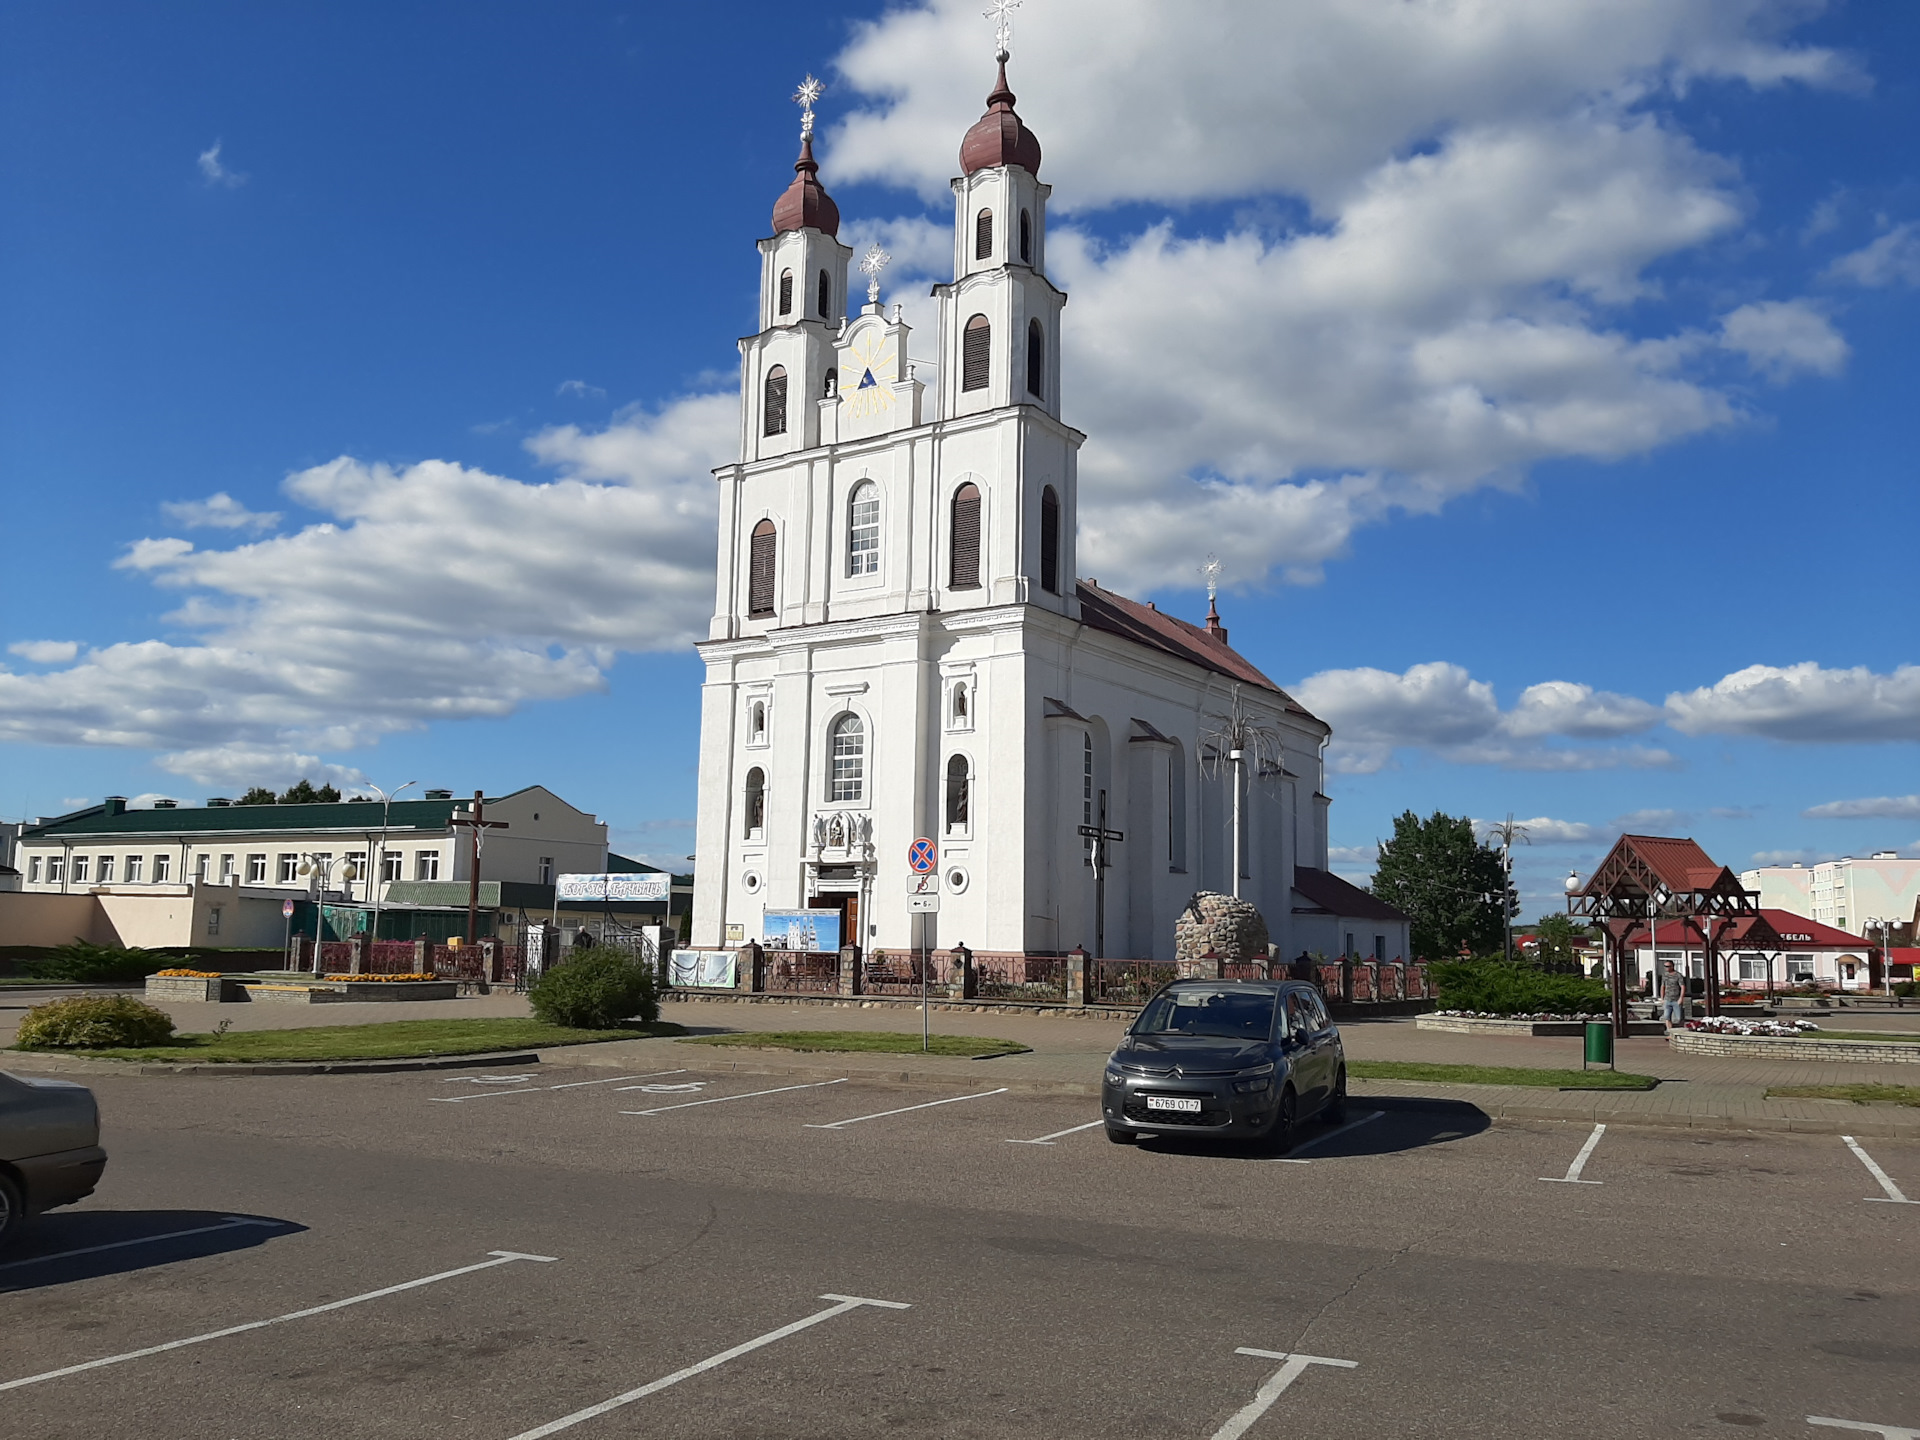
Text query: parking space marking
1280 1110 1385 1161
503 1292 911 1440
1540 1123 1606 1184
621 1078 848 1116
440 1073 540 1086
0 1216 287 1274
1841 1136 1918 1205
804 1087 1010 1130
0 1250 557 1392
430 1071 687 1103
1209 1349 1358 1440
1006 1119 1105 1145
1809 1418 1920 1438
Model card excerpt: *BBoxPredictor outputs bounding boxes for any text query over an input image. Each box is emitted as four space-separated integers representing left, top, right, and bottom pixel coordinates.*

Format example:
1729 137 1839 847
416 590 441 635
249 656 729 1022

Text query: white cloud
1803 795 1920 820
1750 847 1833 867
1665 662 1920 742
8 640 79 664
1612 808 1693 831
556 380 607 399
1503 681 1664 739
1828 221 1920 287
1492 817 1605 845
1718 299 1848 380
160 492 282 531
197 140 246 188
156 746 368 792
1327 843 1378 867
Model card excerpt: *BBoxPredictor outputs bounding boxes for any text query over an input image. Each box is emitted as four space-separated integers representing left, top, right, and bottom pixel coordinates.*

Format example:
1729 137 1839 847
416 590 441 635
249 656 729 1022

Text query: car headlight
1104 1066 1124 1084
1232 1062 1275 1095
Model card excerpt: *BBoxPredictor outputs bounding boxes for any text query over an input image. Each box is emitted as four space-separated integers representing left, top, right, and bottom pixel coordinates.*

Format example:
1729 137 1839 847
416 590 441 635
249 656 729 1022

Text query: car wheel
1323 1067 1349 1126
1262 1087 1298 1155
0 1171 22 1247
1105 1124 1136 1144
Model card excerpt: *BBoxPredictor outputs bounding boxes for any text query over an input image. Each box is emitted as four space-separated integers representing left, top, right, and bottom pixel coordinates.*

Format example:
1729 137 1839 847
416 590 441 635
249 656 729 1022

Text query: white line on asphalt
439 1073 540 1085
0 1216 285 1274
502 1293 911 1440
804 1087 1010 1130
1540 1123 1606 1184
1808 1418 1920 1438
1006 1119 1106 1145
620 1078 848 1116
429 1071 687 1103
0 1250 557 1392
1210 1349 1358 1440
1277 1110 1385 1161
1841 1135 1918 1205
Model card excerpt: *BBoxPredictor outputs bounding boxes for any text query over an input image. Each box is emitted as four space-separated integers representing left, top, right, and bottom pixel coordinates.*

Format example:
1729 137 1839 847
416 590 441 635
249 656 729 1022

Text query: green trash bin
1583 1019 1614 1070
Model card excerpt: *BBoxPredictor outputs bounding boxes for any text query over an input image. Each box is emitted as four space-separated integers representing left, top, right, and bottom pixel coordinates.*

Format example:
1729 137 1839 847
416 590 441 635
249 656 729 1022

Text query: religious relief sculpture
810 811 874 857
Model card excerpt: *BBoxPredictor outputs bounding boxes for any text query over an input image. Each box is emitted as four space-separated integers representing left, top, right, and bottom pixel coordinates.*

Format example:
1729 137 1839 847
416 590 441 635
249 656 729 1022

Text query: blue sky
2 2 1916 918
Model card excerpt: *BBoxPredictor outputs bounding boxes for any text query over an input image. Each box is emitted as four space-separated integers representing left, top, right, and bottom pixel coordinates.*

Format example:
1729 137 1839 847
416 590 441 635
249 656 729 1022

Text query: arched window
961 314 990 392
829 713 865 802
945 754 970 832
777 269 793 316
951 682 969 725
763 365 788 437
1026 319 1044 399
743 767 766 837
748 519 777 616
949 482 981 589
847 481 880 577
1039 485 1060 594
975 208 993 260
1019 210 1032 263
749 700 767 743
818 269 831 318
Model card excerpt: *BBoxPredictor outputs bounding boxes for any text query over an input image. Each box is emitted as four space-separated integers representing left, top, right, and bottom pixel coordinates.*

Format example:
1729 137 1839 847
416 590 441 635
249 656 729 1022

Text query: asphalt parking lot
4 1064 1917 1438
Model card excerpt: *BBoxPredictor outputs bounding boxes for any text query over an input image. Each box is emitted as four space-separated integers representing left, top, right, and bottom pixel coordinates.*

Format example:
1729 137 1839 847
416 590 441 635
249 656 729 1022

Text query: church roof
960 56 1043 177
1291 866 1410 924
1075 580 1326 730
771 134 840 238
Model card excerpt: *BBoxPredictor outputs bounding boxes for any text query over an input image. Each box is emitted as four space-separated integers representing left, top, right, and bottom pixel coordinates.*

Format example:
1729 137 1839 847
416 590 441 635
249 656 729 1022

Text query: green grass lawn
678 1029 1030 1058
13 1017 685 1063
1349 1059 1658 1091
1767 1083 1920 1107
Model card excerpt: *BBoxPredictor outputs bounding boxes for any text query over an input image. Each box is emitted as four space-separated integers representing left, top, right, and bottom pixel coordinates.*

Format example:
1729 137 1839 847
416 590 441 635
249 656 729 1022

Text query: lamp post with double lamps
296 853 360 972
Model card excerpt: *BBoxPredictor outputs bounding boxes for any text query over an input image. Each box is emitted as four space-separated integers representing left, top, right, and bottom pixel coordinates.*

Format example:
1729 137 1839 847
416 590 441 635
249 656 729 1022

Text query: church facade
691 57 1390 965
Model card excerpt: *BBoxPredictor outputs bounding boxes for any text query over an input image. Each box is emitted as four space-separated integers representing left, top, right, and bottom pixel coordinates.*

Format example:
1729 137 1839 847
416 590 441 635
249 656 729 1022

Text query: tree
235 787 279 806
1369 810 1514 962
1527 914 1590 973
278 779 342 804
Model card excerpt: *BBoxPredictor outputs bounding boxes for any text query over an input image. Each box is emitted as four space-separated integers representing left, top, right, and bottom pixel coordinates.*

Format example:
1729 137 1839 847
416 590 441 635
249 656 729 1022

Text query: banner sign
670 949 738 989
555 872 671 902
762 908 841 953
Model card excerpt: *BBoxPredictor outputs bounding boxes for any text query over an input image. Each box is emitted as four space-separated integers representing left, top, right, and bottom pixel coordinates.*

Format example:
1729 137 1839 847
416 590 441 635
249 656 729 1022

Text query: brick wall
1670 1031 1920 1064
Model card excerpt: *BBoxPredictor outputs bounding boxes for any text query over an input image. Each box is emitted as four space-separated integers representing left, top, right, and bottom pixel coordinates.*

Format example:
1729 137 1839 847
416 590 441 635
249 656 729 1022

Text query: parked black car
1101 979 1345 1150
0 1070 107 1244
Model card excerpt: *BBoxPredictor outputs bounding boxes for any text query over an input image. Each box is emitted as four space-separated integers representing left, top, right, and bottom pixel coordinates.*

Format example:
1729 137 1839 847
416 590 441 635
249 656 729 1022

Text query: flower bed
155 968 223 979
319 972 437 982
1686 1016 1819 1038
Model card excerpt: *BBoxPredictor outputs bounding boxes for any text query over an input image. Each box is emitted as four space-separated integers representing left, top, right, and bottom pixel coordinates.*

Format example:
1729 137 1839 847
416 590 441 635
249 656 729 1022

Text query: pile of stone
1173 891 1269 967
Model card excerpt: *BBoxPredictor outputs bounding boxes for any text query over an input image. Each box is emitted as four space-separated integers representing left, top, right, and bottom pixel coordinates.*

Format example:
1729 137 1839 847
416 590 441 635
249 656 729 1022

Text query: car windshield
1133 988 1277 1040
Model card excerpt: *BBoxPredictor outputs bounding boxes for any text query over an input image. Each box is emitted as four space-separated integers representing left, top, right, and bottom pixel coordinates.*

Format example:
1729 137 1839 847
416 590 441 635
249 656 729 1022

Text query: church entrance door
807 893 859 958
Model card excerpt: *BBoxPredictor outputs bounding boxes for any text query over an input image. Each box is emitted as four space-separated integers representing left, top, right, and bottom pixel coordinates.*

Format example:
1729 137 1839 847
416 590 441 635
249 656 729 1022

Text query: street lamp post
363 780 418 948
295 853 360 972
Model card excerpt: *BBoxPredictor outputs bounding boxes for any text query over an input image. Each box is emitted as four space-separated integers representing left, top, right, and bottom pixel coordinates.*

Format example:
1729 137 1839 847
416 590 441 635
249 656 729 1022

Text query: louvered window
961 315 990 392
975 208 993 260
848 482 880 576
1026 319 1044 399
1019 210 1032 263
949 483 981 589
1039 485 1060 594
748 520 777 616
778 269 793 316
763 365 787 436
818 269 831 318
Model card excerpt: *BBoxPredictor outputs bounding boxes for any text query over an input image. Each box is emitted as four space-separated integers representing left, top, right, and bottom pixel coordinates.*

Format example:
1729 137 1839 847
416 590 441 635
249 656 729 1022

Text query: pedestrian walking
1658 960 1688 1028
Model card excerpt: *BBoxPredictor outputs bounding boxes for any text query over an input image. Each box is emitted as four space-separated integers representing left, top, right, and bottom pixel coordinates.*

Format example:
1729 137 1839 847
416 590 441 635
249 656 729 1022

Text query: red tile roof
1291 867 1409 923
1634 910 1867 948
1076 581 1325 729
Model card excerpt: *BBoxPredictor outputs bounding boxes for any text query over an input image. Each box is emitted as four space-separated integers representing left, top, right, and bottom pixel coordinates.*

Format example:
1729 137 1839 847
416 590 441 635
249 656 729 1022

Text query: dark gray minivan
1101 979 1345 1151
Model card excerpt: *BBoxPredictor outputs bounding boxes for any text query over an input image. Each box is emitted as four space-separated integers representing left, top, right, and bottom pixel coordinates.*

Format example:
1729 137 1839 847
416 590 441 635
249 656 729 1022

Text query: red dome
771 135 840 237
959 57 1042 177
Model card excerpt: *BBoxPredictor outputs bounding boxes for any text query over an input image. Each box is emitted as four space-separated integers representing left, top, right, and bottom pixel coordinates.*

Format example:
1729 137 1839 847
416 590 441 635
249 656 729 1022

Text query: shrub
19 940 163 985
1895 980 1919 999
1431 959 1610 1016
15 994 177 1050
528 947 659 1029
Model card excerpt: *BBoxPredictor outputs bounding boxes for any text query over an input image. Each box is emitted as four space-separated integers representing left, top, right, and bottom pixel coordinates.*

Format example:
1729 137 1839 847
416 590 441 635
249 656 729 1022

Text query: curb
1 1049 542 1077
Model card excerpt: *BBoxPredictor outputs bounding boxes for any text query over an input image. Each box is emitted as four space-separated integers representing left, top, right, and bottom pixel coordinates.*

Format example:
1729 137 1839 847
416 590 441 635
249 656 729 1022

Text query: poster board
762 908 841 952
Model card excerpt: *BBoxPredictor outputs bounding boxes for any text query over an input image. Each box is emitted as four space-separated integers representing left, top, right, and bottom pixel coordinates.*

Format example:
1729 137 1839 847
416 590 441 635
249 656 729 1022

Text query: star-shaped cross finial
1201 554 1222 603
859 244 891 304
793 74 824 139
984 0 1020 60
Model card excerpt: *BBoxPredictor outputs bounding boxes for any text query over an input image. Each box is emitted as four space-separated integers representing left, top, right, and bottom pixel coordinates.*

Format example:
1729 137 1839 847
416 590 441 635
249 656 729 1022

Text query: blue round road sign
908 838 938 874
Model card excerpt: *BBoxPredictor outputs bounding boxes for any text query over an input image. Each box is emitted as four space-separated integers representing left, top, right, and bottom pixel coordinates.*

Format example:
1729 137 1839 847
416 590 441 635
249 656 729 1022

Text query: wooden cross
450 790 508 947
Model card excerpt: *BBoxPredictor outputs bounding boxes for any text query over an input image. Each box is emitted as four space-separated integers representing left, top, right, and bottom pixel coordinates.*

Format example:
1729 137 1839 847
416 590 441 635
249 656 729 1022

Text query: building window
949 483 981 589
961 314 990 391
744 767 767 837
72 856 89 884
154 854 171 882
945 754 970 833
817 269 831 318
1026 319 1044 399
829 713 865 802
28 856 41 883
382 851 403 882
125 855 144 883
207 907 222 936
47 856 64 884
195 854 209 881
1374 935 1387 962
847 481 880 576
346 852 365 883
748 520 778 616
97 855 115 884
1039 485 1060 594
749 699 768 744
220 854 235 881
415 851 441 881
1345 932 1357 959
247 854 267 883
975 208 993 260
278 854 298 883
778 268 793 316
763 365 788 436
538 856 553 886
1738 955 1766 980
1787 954 1815 982
1019 209 1031 263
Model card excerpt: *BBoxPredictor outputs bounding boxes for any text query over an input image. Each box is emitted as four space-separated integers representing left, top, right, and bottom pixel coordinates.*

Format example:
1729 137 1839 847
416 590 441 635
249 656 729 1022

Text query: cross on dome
793 74 824 139
984 0 1020 60
771 73 839 236
859 243 890 304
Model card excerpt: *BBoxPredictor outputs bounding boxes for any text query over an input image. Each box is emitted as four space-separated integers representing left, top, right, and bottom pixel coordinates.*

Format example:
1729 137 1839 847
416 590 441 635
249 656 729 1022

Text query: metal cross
793 73 824 139
984 0 1020 59
860 243 890 304
1201 553 1223 603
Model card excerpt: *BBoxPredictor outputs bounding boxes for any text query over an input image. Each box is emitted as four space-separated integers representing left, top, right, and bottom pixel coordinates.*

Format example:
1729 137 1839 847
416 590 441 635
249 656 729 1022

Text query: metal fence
764 949 838 994
1089 959 1178 1005
973 952 1069 1003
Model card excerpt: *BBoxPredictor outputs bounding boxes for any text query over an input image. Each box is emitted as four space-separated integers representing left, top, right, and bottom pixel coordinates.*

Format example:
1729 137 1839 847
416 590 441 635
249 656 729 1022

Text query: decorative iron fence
765 949 838 993
365 941 423 975
972 952 1068 1003
1221 960 1269 982
1090 959 1177 1005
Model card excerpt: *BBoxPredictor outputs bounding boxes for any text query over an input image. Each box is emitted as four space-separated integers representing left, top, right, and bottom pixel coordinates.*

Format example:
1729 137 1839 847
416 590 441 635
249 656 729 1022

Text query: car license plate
1145 1095 1202 1113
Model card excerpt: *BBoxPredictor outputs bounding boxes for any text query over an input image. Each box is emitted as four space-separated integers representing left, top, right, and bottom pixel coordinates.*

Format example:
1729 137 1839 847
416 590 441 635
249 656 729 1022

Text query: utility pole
450 791 507 947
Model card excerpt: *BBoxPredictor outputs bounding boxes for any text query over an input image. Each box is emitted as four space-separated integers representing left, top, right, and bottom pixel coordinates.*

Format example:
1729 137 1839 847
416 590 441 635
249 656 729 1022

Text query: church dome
959 57 1042 177
771 135 840 237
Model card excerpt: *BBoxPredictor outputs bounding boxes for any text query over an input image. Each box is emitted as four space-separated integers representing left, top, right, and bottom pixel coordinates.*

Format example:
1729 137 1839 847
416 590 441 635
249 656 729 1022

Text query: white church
691 48 1408 967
